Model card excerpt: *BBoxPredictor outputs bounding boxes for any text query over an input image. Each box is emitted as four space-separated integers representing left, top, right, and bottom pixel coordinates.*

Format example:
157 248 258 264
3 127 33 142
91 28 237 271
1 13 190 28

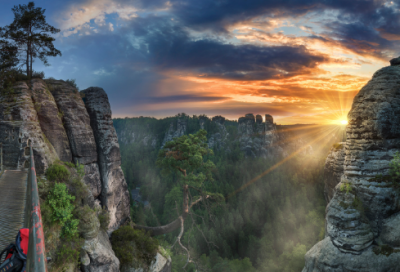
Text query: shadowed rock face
30 79 72 162
81 87 130 232
0 81 58 174
47 79 98 165
81 230 120 272
324 144 345 203
162 118 187 147
303 64 400 271
265 114 273 124
46 79 102 199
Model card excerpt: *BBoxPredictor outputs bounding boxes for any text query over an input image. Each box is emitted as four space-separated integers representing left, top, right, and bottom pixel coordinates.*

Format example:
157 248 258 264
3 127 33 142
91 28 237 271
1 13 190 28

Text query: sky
1 0 399 124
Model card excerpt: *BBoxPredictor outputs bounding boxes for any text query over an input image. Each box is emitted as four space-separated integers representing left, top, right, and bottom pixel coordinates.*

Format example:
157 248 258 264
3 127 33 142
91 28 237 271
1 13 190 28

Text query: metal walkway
0 170 27 250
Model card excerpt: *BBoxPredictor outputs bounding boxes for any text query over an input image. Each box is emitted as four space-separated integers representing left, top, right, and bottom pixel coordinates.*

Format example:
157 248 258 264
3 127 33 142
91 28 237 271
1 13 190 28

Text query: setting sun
341 120 348 125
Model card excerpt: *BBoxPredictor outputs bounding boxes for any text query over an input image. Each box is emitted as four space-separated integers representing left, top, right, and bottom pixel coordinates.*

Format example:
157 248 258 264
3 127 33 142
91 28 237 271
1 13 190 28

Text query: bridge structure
0 143 47 271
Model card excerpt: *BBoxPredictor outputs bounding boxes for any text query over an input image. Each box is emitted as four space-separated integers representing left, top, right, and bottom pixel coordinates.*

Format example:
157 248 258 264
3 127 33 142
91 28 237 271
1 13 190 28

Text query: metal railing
0 143 3 176
24 145 47 272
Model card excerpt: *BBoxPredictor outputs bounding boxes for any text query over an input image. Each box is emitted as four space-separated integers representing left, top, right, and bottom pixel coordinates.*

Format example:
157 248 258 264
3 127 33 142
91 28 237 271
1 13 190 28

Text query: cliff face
115 113 317 162
81 87 130 232
0 81 58 174
238 113 280 158
303 62 400 271
0 79 130 231
161 118 187 147
323 143 345 203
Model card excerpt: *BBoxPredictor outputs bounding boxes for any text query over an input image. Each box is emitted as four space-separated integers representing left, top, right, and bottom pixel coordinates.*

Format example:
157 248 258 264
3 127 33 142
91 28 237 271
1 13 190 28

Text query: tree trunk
30 52 32 78
26 45 29 78
27 25 32 78
134 184 189 236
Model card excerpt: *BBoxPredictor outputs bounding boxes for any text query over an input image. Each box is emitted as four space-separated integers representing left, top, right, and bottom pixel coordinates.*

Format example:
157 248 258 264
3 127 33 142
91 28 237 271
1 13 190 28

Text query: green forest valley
113 114 346 272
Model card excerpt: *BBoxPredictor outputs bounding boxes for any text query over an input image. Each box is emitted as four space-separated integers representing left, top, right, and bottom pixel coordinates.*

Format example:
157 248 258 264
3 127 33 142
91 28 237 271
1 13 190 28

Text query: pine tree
0 2 61 78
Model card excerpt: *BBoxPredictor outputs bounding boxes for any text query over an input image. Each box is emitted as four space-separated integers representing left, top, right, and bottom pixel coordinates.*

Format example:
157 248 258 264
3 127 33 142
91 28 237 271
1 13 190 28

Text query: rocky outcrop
303 237 400 271
161 119 187 147
81 229 120 272
303 62 400 271
207 116 228 150
46 79 102 199
47 79 97 165
31 79 72 162
237 113 280 158
390 56 400 66
0 81 58 174
121 249 172 272
323 143 345 203
81 87 130 232
0 78 128 271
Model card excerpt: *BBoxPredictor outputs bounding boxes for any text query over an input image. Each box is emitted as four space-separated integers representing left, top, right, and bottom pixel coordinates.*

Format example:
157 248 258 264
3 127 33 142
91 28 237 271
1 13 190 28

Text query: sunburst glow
340 120 348 125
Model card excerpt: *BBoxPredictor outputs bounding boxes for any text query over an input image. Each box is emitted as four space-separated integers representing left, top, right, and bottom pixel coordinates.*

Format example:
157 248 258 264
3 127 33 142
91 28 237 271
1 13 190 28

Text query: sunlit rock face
0 80 58 174
303 63 400 271
81 87 130 233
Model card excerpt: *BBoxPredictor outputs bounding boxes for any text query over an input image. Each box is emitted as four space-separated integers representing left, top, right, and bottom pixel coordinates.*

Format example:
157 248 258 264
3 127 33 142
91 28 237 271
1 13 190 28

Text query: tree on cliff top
0 2 61 78
0 39 18 89
134 129 223 267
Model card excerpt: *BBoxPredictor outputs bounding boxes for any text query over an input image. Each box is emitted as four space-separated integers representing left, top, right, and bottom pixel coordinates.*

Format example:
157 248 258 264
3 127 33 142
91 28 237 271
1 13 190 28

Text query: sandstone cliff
303 60 400 271
81 87 130 232
114 113 316 161
0 78 131 271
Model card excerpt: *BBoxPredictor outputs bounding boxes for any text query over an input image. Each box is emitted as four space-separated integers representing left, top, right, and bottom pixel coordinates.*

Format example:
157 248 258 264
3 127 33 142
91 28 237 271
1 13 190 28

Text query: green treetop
0 2 61 78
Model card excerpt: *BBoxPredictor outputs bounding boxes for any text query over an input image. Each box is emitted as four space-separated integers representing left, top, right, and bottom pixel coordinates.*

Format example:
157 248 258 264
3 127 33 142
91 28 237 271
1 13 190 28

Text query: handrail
25 145 47 272
0 143 3 176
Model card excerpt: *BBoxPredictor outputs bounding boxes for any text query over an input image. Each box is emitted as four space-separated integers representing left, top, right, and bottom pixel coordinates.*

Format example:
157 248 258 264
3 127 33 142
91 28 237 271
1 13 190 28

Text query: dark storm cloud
321 4 400 58
128 17 329 80
166 0 384 31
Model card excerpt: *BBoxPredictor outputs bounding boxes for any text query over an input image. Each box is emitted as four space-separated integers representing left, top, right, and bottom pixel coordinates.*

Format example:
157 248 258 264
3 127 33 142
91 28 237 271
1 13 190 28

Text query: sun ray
227 125 340 199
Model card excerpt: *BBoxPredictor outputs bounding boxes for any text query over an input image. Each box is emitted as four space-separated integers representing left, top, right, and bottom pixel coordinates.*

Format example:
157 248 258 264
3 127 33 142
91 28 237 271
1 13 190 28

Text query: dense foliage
111 226 159 268
0 2 61 78
47 182 78 237
115 115 329 272
40 162 103 269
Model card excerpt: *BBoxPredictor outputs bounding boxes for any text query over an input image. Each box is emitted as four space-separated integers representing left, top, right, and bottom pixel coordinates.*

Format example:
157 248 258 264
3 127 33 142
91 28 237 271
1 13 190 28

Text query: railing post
26 145 47 272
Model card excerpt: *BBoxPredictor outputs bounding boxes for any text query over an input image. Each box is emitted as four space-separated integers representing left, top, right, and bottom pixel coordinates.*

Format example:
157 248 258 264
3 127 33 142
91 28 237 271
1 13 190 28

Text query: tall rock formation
46 79 102 199
303 60 400 271
238 113 279 158
323 143 345 203
0 78 133 270
208 116 228 149
161 118 187 147
0 79 131 225
81 87 130 232
0 81 58 174
30 79 72 162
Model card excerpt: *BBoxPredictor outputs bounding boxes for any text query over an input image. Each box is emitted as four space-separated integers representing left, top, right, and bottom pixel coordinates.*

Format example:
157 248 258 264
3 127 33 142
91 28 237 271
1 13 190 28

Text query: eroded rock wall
81 87 130 232
46 79 102 199
0 81 58 174
323 143 345 203
30 79 72 162
161 118 187 147
303 62 400 271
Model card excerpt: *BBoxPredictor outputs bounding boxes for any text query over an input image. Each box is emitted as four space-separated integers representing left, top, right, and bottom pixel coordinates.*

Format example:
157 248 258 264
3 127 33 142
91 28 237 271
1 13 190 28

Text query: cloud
126 16 335 81
166 0 385 31
57 0 139 36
